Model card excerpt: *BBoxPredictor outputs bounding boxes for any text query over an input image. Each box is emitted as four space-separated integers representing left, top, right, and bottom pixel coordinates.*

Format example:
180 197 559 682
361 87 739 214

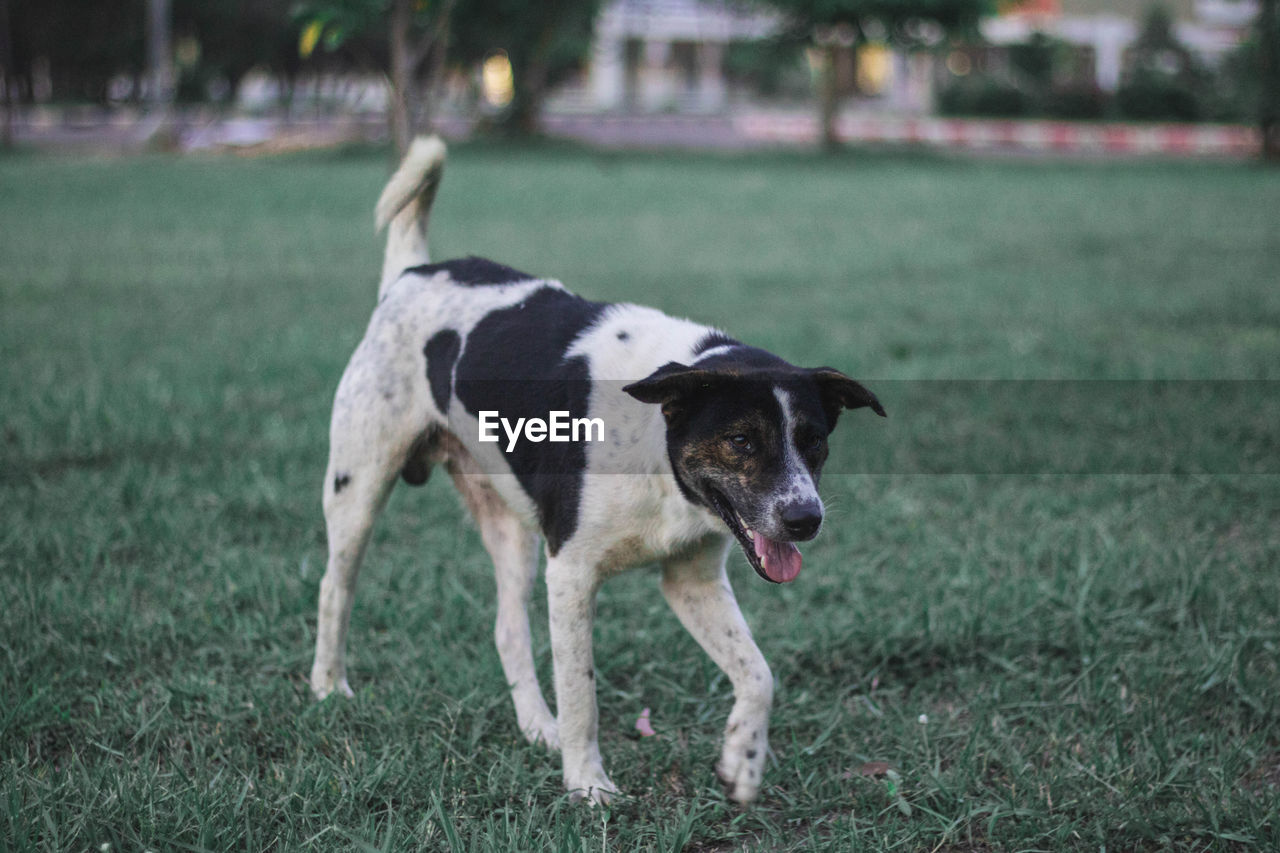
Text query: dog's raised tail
376 135 447 299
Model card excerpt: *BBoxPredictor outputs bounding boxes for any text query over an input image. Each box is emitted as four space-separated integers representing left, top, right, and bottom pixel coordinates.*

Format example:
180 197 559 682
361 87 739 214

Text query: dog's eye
728 434 754 453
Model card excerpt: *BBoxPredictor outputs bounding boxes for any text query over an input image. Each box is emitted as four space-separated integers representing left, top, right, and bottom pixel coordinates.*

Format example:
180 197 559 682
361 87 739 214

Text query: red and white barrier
736 112 1261 158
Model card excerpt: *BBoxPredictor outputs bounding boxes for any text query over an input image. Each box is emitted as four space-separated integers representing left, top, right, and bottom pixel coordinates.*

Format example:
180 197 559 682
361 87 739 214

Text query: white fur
772 387 823 517
376 135 447 299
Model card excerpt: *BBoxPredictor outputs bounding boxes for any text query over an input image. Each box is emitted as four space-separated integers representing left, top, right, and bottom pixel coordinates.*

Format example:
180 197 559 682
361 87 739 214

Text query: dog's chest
566 460 724 574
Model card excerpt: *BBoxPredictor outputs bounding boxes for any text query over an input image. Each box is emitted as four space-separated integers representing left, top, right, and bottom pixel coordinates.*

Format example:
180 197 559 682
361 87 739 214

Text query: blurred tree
3 0 301 106
173 0 301 105
146 0 173 104
143 0 176 146
1115 4 1206 121
296 0 453 155
1 0 13 146
450 0 601 135
724 35 812 100
1007 30 1055 89
760 0 990 147
3 0 146 103
1261 0 1279 160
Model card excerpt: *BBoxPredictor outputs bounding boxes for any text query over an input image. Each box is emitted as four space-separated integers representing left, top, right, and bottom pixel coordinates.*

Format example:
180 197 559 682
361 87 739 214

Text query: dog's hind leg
311 357 429 700
311 481 381 699
311 462 398 699
312 134 448 700
661 536 773 803
445 451 559 749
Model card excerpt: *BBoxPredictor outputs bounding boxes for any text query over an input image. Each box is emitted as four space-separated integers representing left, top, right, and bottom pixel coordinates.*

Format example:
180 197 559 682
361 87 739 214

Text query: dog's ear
809 367 886 429
623 362 720 422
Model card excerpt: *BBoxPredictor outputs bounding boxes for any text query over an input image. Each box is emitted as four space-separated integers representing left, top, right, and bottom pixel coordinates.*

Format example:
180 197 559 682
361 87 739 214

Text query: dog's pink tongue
753 532 802 583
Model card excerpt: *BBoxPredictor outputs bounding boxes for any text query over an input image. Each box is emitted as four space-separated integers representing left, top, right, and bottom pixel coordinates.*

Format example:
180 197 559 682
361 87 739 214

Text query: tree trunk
818 44 858 150
418 0 455 134
503 23 556 137
389 0 452 155
818 43 840 149
388 0 415 157
0 0 13 148
144 0 176 148
0 80 10 150
1262 0 1280 161
510 53 550 136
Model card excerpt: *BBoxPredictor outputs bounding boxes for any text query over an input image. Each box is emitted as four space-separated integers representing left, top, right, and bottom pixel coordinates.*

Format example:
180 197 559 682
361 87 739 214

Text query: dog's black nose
779 500 823 540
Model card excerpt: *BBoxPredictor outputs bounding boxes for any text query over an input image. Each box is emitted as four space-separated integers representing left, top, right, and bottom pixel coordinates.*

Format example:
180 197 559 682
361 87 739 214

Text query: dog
309 136 885 805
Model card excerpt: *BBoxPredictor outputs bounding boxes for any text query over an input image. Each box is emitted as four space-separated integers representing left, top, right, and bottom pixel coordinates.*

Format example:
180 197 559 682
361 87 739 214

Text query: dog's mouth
706 488 803 584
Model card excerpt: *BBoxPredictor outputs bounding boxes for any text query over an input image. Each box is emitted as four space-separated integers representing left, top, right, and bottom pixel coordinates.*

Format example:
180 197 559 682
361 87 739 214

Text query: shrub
1116 71 1202 121
1115 4 1207 122
937 75 1032 117
1043 85 1109 120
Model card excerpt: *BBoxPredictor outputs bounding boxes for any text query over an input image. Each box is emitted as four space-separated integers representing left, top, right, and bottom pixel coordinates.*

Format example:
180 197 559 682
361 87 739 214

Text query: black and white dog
310 137 885 805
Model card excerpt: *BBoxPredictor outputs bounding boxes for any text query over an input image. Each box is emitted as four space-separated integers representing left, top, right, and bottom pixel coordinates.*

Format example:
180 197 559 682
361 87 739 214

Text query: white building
588 0 778 112
578 0 1259 114
981 0 1259 93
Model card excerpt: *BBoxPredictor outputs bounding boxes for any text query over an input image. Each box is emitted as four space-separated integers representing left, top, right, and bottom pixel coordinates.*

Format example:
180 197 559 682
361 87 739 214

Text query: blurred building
574 0 1260 115
585 0 778 112
982 0 1259 93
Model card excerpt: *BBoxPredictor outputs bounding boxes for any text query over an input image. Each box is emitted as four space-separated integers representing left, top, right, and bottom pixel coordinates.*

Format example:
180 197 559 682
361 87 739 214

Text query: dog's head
623 346 884 584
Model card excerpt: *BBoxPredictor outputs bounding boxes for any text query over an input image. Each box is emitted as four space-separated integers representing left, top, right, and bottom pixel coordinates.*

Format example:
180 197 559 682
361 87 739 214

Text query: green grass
2 143 1279 851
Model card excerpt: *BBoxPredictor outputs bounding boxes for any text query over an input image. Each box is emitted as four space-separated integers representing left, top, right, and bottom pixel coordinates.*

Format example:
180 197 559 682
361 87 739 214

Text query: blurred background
4 3 1280 851
1 0 1277 158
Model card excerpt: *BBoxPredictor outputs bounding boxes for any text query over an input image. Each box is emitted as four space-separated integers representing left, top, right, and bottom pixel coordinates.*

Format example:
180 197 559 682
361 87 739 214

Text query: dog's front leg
661 537 773 803
546 555 617 805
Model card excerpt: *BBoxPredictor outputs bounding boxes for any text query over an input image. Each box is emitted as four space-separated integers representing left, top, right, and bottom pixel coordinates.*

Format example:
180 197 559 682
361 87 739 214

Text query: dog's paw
716 735 767 803
565 768 619 806
310 671 355 701
520 716 560 752
715 756 762 803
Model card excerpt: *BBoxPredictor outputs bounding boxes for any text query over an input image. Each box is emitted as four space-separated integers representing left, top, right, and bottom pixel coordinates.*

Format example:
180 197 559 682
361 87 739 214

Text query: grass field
2 143 1279 852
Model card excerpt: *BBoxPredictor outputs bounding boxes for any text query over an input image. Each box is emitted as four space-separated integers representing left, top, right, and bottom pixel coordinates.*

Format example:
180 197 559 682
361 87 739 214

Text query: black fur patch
692 331 739 357
454 287 608 555
696 344 793 373
424 329 461 414
406 256 537 287
333 473 351 493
